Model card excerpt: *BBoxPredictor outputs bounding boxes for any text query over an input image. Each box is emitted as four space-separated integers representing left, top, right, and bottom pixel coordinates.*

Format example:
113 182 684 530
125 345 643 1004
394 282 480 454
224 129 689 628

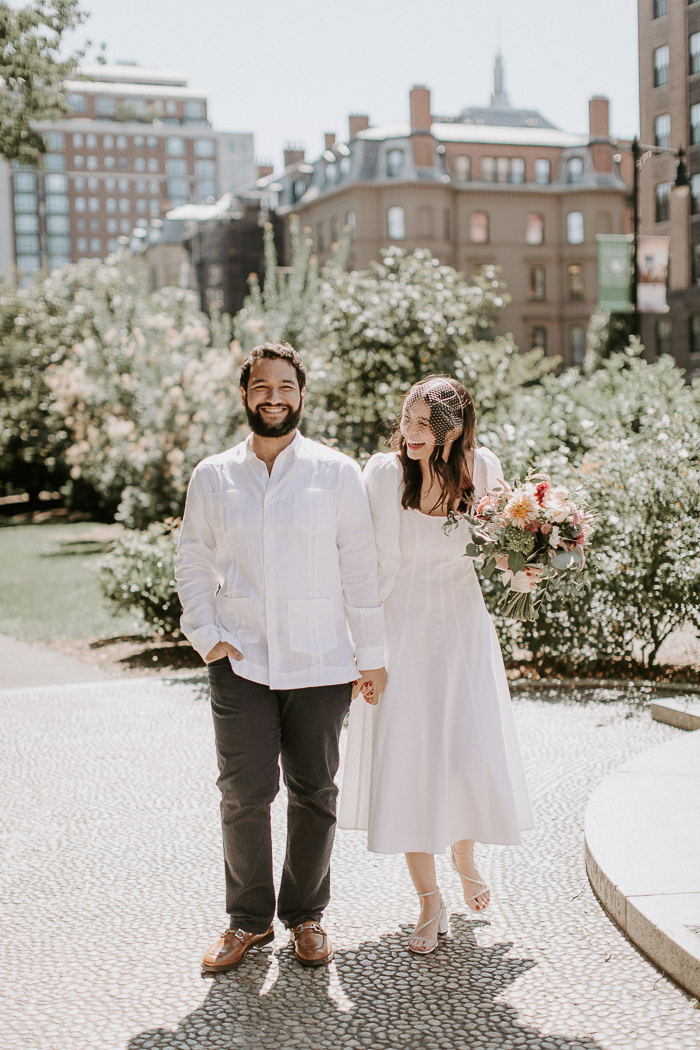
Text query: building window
119 198 131 213
691 32 700 74
654 45 670 87
149 199 160 215
106 198 117 213
691 173 700 214
46 195 69 214
136 199 147 213
17 255 41 273
135 157 146 172
566 211 584 244
531 326 547 352
90 237 101 253
534 158 550 184
104 156 115 169
103 134 114 148
184 100 205 121
167 178 189 200
166 158 188 176
453 155 470 181
481 157 496 181
86 134 97 148
16 234 40 254
66 93 85 112
166 100 178 116
655 181 672 221
88 197 100 212
119 157 128 169
195 159 216 177
166 137 187 156
387 149 404 177
46 173 68 193
72 133 83 148
47 215 69 234
292 178 306 203
96 96 116 117
44 131 64 150
339 156 351 176
118 177 129 192
570 325 586 365
529 265 546 301
87 155 98 171
196 179 217 201
690 314 700 354
317 222 326 252
525 213 544 245
15 213 39 232
566 157 584 184
73 155 85 168
134 135 145 148
655 317 671 355
510 158 525 184
324 161 337 186
116 135 127 150
387 205 405 240
13 171 36 191
568 264 584 300
470 210 489 243
14 192 38 213
345 211 356 237
654 113 671 151
194 138 216 157
691 103 700 144
77 237 88 253
654 0 667 15
147 135 157 148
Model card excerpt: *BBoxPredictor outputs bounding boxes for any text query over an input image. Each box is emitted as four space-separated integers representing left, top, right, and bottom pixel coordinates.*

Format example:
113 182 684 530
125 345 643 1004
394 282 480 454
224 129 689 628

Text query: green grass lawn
0 521 141 643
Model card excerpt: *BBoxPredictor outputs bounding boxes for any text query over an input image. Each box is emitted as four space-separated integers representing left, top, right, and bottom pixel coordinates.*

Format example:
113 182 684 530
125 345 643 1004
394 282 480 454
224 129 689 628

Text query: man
176 341 387 973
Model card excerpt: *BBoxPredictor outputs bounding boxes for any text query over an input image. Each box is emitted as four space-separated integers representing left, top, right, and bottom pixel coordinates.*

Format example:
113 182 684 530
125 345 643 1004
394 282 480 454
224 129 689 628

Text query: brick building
267 59 634 365
0 62 255 281
638 0 700 375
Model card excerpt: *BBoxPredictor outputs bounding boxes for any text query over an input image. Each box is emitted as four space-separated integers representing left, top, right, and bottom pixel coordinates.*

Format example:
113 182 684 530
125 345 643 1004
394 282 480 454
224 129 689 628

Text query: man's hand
352 667 387 706
205 641 244 664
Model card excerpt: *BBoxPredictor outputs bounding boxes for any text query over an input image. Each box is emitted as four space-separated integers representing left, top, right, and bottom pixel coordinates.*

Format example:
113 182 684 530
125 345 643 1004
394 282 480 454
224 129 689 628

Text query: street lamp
629 138 689 334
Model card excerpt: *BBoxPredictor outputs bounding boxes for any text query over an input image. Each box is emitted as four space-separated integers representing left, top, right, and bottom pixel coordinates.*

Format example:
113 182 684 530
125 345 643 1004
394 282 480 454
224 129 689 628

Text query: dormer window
292 178 307 202
387 150 404 178
566 157 584 185
325 163 337 185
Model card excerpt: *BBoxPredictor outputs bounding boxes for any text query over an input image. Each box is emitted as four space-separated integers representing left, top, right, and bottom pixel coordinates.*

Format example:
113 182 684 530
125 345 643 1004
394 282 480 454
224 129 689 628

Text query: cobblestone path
1 677 699 1050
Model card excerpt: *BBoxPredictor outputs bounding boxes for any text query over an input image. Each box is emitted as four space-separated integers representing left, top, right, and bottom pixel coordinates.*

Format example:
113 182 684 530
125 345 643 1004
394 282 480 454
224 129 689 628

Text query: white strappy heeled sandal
408 887 449 955
450 845 490 912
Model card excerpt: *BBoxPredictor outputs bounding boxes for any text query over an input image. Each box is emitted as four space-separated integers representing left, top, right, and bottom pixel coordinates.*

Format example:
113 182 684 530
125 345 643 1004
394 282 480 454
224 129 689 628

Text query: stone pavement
0 632 112 689
1 677 700 1050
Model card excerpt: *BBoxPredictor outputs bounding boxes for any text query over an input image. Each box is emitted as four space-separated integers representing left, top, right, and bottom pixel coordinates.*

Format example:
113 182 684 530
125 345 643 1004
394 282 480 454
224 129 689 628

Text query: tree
0 0 85 166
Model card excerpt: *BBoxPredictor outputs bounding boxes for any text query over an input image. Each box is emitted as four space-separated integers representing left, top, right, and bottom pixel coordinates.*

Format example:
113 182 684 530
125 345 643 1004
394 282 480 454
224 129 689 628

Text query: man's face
241 357 304 438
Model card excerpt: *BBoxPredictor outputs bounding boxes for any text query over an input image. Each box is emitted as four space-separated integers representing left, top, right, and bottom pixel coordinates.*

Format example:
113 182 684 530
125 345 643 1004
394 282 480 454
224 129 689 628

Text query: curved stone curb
584 728 700 998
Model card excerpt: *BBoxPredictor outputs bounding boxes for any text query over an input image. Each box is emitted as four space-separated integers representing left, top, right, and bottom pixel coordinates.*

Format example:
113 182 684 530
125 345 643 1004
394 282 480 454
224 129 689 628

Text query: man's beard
245 400 303 438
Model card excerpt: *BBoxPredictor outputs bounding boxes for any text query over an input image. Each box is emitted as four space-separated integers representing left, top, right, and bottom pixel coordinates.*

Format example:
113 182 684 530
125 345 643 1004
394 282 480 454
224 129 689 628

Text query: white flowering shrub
41 263 245 527
97 520 181 636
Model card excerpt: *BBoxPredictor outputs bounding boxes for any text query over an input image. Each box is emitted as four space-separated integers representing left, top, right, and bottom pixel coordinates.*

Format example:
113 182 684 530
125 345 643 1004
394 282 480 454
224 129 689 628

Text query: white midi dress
339 448 536 854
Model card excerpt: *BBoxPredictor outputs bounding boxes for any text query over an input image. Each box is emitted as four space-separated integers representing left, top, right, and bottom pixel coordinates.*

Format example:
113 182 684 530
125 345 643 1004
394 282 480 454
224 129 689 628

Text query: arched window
453 155 470 181
566 157 584 185
470 211 489 243
525 213 544 245
387 150 404 178
387 205 405 239
566 211 584 244
534 158 550 184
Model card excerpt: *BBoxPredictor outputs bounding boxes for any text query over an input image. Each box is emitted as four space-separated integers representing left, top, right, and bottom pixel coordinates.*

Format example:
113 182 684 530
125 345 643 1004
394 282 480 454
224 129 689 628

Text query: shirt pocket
208 490 245 540
293 489 336 535
287 598 338 656
215 593 261 643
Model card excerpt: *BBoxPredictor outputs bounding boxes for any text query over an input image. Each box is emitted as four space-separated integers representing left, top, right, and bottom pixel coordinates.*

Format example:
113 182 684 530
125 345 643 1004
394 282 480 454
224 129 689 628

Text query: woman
339 376 536 954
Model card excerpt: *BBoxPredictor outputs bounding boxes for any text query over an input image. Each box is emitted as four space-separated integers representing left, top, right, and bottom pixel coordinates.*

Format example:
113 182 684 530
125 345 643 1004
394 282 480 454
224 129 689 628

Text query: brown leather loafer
290 921 334 967
202 925 274 973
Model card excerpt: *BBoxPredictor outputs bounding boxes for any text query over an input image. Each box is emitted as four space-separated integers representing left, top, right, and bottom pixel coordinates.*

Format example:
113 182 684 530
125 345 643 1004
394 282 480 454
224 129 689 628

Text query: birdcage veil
400 376 465 446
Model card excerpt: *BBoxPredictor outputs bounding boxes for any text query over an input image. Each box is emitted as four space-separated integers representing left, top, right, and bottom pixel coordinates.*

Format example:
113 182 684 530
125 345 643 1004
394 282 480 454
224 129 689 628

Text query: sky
62 0 640 169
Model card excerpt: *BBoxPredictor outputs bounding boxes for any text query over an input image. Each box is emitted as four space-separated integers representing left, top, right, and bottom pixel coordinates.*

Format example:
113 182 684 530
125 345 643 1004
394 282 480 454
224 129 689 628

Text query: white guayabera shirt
176 431 385 690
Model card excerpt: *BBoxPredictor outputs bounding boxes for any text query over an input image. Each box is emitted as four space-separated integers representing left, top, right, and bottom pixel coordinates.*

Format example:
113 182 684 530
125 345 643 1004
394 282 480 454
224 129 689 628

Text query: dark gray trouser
207 658 352 935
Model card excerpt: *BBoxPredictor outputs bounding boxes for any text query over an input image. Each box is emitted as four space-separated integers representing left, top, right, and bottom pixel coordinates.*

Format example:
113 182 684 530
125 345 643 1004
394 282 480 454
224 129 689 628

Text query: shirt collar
244 430 303 464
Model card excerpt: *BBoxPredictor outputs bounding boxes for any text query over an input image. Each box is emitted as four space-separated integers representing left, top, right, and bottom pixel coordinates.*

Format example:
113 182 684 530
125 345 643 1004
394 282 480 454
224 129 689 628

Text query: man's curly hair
239 342 306 391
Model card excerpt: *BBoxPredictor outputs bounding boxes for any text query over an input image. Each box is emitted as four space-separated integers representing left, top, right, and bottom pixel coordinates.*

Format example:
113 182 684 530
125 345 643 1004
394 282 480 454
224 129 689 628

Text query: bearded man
176 341 386 972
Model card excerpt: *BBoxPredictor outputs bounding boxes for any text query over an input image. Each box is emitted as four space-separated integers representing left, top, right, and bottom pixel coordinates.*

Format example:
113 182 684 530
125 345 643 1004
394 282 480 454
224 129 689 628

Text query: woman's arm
364 454 402 602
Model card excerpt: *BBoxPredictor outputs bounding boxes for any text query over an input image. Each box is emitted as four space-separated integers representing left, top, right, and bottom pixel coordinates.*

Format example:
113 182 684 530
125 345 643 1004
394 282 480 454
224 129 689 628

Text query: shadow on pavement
128 913 604 1050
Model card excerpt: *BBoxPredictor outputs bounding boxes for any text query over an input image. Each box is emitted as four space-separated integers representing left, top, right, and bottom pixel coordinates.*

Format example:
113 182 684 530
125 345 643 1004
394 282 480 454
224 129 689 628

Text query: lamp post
628 138 690 335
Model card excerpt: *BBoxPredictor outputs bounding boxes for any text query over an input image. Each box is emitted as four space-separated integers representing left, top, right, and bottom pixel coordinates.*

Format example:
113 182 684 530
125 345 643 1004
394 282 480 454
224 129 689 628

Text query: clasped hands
352 667 387 706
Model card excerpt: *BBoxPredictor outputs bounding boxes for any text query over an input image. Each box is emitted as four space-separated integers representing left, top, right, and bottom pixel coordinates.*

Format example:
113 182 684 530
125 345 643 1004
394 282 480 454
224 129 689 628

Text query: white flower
548 526 562 548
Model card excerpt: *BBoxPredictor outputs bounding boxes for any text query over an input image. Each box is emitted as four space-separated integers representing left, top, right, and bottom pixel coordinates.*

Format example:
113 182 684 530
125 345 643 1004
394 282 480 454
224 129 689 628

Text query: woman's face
400 401 439 461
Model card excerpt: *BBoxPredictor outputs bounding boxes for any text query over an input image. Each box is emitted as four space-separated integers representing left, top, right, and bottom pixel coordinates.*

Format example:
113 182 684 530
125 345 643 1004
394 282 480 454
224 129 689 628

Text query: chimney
589 96 610 139
589 96 612 173
410 84 434 168
283 144 305 168
410 85 432 132
257 162 274 180
348 114 370 139
325 133 336 151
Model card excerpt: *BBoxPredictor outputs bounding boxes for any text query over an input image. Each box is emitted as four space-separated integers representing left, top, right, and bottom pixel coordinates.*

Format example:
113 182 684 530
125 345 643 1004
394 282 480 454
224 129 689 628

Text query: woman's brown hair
390 375 477 513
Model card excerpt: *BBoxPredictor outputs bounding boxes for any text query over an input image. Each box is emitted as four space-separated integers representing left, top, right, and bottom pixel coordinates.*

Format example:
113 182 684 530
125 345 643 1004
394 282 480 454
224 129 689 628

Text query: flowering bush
97 520 181 636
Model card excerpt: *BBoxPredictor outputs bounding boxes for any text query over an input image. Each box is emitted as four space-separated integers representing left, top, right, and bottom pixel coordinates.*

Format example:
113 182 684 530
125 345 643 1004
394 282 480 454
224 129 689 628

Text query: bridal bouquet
447 471 596 621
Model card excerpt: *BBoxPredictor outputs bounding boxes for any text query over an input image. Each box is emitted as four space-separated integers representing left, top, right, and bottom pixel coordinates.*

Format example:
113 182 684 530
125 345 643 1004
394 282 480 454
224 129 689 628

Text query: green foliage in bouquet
97 520 180 637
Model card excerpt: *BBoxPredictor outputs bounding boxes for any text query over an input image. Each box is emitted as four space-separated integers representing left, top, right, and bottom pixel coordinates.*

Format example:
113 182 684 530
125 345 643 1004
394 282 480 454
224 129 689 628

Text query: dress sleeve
363 453 402 602
474 446 508 501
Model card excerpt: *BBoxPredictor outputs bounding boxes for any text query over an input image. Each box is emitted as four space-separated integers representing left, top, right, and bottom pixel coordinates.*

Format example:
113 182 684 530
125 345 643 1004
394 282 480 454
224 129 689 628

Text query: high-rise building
637 0 700 374
268 58 634 365
0 63 255 281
